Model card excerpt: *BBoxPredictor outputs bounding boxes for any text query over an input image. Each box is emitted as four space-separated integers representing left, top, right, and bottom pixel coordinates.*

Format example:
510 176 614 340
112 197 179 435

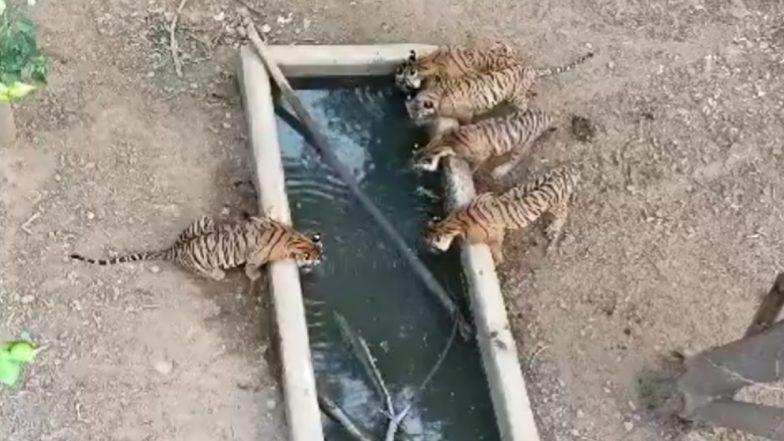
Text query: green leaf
0 81 35 102
8 341 36 363
0 358 21 386
0 9 48 91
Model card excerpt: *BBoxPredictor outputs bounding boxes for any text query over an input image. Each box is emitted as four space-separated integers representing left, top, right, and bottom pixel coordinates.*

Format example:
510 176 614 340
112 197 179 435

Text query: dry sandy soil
2 0 784 440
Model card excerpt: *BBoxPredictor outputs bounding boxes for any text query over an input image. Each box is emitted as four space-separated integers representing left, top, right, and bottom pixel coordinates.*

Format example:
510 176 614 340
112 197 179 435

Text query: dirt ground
1 0 783 440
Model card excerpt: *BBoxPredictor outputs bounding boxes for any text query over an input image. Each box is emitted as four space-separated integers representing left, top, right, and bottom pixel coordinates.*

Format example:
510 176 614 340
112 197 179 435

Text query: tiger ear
408 50 417 62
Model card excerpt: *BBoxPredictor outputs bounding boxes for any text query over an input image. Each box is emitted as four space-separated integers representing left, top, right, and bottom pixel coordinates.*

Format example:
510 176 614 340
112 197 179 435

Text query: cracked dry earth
2 0 784 441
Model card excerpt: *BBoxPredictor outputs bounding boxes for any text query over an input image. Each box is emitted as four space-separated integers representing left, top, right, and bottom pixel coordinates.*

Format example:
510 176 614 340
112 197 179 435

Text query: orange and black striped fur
423 166 578 264
405 51 594 125
70 214 323 281
411 109 557 178
394 42 519 95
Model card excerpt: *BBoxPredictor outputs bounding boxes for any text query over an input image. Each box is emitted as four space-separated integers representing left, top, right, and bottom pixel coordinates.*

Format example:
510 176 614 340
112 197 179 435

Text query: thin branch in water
318 390 381 441
393 316 459 430
334 312 393 411
169 0 190 77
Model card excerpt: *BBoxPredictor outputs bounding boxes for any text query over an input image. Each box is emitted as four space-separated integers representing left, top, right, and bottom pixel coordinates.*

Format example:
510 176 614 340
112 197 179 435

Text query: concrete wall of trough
238 43 540 441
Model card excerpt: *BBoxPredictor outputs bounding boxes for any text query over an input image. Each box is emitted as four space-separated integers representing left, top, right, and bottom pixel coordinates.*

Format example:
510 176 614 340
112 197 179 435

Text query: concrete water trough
237 44 541 441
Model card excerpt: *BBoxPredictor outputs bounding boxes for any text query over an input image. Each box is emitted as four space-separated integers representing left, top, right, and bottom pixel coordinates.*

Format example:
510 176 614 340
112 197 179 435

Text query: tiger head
291 232 324 271
411 143 456 172
394 50 421 94
405 90 440 126
423 215 462 253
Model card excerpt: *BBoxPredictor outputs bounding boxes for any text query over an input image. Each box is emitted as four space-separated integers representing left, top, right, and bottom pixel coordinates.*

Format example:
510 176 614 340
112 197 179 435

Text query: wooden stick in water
318 390 381 441
242 15 473 340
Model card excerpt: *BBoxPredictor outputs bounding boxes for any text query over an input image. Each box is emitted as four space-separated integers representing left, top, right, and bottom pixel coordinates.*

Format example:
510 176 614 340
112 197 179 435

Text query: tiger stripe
424 166 578 263
70 215 323 281
405 50 594 125
406 64 537 125
395 42 519 94
412 109 557 175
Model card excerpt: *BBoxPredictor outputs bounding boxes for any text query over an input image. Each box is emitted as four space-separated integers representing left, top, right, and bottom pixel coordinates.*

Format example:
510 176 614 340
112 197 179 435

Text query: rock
266 398 277 410
154 360 173 375
623 421 634 432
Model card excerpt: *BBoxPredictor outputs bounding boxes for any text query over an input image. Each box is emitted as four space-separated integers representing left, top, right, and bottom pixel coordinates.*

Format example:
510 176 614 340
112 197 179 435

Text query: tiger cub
423 166 578 264
405 51 594 125
70 214 323 282
411 109 557 178
394 42 519 95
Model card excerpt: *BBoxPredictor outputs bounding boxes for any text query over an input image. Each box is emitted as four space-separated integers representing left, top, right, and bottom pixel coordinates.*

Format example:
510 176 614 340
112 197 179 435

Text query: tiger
394 42 519 95
405 51 594 125
423 166 578 264
69 214 323 282
411 109 557 178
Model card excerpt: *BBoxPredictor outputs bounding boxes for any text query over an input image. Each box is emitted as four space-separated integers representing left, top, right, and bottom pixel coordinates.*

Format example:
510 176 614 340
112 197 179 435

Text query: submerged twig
242 14 474 341
318 391 381 441
333 312 459 441
386 316 459 441
335 312 393 411
169 0 190 77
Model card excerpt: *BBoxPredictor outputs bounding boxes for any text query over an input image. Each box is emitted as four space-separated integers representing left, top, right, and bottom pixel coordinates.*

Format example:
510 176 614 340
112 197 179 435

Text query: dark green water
274 80 499 441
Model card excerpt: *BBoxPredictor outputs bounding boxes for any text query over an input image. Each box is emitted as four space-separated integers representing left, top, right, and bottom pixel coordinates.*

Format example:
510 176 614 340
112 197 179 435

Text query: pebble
260 24 272 33
154 360 173 375
149 265 161 274
86 211 95 220
623 421 634 432
20 295 35 304
266 398 277 410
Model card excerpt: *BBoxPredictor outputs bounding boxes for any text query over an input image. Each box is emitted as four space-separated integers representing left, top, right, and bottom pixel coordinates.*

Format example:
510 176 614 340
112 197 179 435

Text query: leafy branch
0 0 48 102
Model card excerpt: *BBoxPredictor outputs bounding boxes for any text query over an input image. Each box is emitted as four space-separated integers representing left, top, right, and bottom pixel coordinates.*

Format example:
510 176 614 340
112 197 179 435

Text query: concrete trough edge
238 43 541 441
238 46 324 441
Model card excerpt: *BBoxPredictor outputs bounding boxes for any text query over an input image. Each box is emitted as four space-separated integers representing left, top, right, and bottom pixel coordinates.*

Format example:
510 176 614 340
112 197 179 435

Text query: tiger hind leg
244 263 263 282
544 201 570 254
490 150 528 180
198 267 227 281
509 89 531 112
489 240 505 265
183 259 227 281
244 263 265 295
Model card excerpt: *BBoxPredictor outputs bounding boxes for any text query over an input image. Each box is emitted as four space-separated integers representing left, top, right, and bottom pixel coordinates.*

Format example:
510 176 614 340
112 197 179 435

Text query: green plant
0 340 40 387
0 0 48 102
